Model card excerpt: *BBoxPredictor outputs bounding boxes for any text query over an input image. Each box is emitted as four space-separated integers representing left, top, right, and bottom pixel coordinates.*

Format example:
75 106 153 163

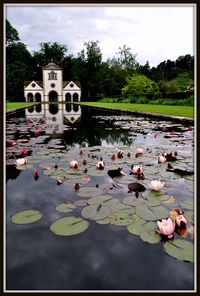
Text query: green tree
6 19 19 46
122 74 160 98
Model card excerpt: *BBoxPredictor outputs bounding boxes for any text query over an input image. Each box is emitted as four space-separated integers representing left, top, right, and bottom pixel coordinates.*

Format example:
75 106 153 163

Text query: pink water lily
149 180 164 191
117 150 123 158
15 158 27 166
131 165 143 174
9 139 17 146
70 160 78 169
158 155 166 163
96 161 105 170
175 215 187 227
137 148 144 155
156 218 175 238
20 149 28 156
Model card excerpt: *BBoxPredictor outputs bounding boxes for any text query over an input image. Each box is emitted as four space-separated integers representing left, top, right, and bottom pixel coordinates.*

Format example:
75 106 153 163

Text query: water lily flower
96 161 105 170
127 152 131 157
156 218 175 239
34 130 39 137
15 158 27 166
9 139 17 146
162 127 167 132
70 160 78 169
149 180 164 191
175 215 187 227
131 165 143 174
57 177 64 185
111 153 116 160
74 182 80 191
33 170 39 181
117 150 123 158
20 149 28 156
170 130 175 135
80 150 83 155
83 159 87 165
158 155 166 163
188 127 192 131
137 148 144 155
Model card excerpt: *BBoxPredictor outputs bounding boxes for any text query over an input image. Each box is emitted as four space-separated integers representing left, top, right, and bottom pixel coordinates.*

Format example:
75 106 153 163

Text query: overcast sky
5 4 195 67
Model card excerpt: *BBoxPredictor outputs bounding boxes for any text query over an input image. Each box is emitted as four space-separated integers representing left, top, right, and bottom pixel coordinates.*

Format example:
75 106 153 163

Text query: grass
6 102 35 110
77 102 194 118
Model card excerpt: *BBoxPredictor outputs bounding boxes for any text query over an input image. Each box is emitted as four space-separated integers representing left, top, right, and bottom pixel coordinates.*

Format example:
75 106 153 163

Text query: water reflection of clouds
25 103 81 134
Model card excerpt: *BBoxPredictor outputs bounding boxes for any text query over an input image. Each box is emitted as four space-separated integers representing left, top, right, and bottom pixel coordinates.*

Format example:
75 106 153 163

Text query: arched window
27 93 33 102
35 93 41 102
73 104 79 112
49 103 58 115
35 104 42 113
73 93 79 102
65 93 71 102
65 104 72 112
49 91 58 102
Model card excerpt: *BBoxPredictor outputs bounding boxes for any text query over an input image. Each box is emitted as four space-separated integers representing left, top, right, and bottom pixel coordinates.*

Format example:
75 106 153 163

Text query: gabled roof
24 81 43 88
63 80 81 89
43 62 62 70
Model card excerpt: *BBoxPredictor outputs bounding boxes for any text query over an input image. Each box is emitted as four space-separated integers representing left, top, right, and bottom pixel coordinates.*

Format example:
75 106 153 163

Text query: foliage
6 20 19 46
122 74 160 99
159 72 194 93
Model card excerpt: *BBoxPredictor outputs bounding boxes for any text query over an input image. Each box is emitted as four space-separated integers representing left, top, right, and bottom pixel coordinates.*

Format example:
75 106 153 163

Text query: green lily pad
11 210 42 224
184 211 194 223
164 239 194 262
74 199 89 207
123 196 144 207
136 204 168 221
95 217 111 225
56 203 76 213
50 216 89 236
140 222 161 244
111 211 134 226
88 195 113 205
81 204 112 221
127 219 146 235
16 164 34 170
76 186 103 198
180 199 194 210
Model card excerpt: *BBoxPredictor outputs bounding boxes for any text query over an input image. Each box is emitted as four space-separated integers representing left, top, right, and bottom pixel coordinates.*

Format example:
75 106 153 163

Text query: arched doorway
35 93 42 102
49 91 58 102
65 93 71 102
73 93 79 102
27 93 33 102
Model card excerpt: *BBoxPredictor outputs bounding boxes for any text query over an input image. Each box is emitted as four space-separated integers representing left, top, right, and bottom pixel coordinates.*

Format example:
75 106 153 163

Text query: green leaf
123 196 144 207
75 186 103 198
56 203 76 213
88 195 113 205
50 216 89 236
111 211 134 226
164 239 194 262
136 204 168 221
11 210 42 224
16 164 33 170
81 204 112 221
140 222 161 244
184 211 194 223
127 219 146 235
180 199 194 210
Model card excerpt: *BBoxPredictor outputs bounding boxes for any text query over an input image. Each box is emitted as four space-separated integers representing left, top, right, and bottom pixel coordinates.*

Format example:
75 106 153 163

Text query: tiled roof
43 62 62 70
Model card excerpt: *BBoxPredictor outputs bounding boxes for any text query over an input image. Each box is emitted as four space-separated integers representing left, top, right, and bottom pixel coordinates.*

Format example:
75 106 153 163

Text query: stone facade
24 62 81 102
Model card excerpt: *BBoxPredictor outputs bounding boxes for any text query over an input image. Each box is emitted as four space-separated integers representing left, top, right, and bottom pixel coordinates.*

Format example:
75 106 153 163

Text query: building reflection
25 103 81 134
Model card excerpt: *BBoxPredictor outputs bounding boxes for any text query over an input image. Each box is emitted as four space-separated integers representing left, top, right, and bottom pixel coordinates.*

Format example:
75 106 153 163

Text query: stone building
24 62 81 102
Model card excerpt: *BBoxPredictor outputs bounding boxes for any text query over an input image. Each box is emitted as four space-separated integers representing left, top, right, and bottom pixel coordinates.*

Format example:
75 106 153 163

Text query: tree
122 74 160 98
6 20 19 46
116 45 138 73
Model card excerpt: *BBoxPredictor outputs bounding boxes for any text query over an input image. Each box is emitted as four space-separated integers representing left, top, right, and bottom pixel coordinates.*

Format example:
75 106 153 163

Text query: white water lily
149 180 164 191
158 155 166 163
137 148 144 154
15 158 27 166
156 218 175 238
70 160 78 169
96 161 105 170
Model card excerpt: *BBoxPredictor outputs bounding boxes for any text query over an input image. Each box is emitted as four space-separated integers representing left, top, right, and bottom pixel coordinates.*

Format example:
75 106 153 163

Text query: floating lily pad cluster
8 114 194 263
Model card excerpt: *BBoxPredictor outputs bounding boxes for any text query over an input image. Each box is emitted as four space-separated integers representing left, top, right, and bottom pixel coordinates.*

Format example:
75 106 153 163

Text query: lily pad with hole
56 203 76 213
179 199 193 210
81 204 112 221
11 210 42 224
50 216 89 236
76 186 103 198
163 239 194 262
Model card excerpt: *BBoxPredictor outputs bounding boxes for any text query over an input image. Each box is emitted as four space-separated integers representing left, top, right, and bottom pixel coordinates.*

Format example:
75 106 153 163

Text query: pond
6 103 195 291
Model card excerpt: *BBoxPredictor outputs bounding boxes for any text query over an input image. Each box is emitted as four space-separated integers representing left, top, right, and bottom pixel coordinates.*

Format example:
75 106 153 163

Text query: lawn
77 102 194 118
6 102 35 110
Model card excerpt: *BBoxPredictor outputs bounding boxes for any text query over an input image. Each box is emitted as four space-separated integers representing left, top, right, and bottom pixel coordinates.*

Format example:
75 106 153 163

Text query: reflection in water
25 103 81 134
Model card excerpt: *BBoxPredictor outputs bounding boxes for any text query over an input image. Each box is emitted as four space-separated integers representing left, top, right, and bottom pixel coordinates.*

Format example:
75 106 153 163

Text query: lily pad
95 217 111 225
164 239 194 262
50 216 89 236
56 203 76 213
127 218 146 235
88 195 113 205
16 164 34 170
136 204 168 221
111 211 134 226
123 196 144 207
11 210 42 224
161 196 175 204
184 211 194 223
74 199 89 207
75 186 103 198
179 199 193 210
81 204 112 221
140 222 161 244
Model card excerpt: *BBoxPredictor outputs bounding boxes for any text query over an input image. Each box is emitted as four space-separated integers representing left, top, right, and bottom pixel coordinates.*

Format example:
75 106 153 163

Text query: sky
5 4 195 67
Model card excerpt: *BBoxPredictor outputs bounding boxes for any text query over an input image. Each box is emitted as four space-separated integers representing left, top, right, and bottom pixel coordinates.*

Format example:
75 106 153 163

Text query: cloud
5 5 194 66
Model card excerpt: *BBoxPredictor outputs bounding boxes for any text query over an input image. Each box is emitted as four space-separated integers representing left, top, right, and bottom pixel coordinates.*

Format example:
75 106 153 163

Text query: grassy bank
77 102 194 118
6 102 35 110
